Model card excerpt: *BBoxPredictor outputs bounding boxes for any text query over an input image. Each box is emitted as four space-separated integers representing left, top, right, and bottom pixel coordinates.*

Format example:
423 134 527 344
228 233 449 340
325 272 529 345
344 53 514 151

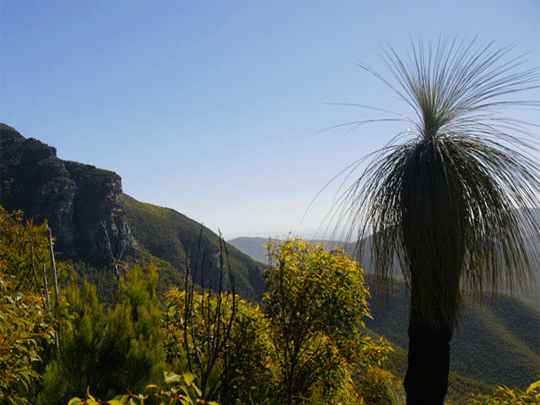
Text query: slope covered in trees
122 194 266 300
364 276 540 392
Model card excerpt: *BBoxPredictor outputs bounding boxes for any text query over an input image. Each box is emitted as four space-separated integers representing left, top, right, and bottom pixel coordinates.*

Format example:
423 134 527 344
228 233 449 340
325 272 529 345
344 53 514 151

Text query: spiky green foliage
334 37 540 326
39 265 165 404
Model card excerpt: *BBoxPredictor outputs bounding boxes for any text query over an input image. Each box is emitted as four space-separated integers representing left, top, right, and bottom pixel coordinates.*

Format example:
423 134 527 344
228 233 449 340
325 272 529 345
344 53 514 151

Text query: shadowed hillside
365 276 540 392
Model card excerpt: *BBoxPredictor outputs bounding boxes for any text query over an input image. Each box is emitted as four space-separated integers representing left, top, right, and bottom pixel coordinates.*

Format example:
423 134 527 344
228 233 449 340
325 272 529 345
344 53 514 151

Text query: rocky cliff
0 123 137 268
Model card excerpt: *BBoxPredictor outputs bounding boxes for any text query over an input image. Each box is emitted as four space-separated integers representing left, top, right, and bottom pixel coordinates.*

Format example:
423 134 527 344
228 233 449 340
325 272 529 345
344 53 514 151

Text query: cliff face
0 123 137 267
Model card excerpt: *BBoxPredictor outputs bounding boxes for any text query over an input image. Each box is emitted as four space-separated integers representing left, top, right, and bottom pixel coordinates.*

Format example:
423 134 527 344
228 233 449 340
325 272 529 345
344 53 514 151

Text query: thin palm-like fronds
334 37 540 325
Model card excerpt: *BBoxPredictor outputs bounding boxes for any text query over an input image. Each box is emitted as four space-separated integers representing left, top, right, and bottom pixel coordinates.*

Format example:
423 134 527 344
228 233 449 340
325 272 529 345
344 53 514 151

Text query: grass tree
332 37 540 405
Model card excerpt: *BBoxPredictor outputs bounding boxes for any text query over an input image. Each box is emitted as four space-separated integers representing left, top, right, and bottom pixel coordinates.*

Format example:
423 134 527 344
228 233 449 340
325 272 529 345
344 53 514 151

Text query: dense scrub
0 207 538 404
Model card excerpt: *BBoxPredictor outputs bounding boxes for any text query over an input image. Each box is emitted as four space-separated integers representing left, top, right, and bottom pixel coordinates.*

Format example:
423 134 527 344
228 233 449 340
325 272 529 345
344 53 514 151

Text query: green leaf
183 372 195 386
164 371 182 384
191 382 202 397
112 395 130 405
180 385 191 397
106 400 125 405
527 380 540 393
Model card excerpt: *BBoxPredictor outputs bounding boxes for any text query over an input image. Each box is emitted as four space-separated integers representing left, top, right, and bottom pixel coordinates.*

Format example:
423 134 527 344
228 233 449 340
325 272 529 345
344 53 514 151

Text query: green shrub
39 265 165 404
164 287 272 404
67 372 219 405
263 238 384 404
0 207 56 404
357 366 402 405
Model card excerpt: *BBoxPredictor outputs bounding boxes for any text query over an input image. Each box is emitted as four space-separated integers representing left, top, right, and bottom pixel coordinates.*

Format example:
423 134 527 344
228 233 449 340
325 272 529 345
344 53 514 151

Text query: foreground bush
39 265 165 404
0 273 54 404
0 208 56 404
263 238 387 404
68 372 218 405
164 288 272 404
53 236 396 404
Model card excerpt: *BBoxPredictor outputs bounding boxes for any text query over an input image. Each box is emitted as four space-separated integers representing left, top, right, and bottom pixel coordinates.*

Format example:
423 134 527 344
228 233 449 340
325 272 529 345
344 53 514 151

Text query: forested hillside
123 195 266 300
229 235 540 310
364 276 540 392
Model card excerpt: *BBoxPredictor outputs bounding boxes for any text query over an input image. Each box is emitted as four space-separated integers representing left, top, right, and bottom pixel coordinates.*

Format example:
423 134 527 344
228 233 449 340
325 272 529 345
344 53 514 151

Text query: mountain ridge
123 194 266 299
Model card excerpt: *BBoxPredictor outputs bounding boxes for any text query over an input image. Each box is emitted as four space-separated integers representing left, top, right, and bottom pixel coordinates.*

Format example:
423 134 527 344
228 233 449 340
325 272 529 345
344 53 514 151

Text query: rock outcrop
0 123 137 268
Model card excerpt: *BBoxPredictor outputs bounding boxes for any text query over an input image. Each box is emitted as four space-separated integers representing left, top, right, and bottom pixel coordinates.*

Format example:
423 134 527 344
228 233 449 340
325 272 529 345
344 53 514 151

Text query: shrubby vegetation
469 380 540 405
0 206 537 404
0 208 57 404
263 238 391 404
163 236 272 404
39 265 165 405
164 288 272 403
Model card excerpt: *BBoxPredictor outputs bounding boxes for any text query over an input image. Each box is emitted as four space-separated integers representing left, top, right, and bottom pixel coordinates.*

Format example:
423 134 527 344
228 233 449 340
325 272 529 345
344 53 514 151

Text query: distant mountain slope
123 195 266 300
227 237 269 263
365 276 540 392
227 236 349 264
230 235 540 310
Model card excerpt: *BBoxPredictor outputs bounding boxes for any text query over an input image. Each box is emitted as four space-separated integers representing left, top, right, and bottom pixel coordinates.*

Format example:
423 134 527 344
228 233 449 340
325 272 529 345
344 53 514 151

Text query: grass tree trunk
404 287 453 405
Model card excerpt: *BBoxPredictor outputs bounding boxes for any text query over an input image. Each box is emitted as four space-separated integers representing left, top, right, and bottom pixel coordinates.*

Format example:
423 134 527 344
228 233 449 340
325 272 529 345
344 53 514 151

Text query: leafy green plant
147 372 220 405
0 279 55 404
356 366 403 405
165 288 272 404
164 234 272 404
469 380 540 405
263 237 376 404
0 207 56 404
0 207 60 301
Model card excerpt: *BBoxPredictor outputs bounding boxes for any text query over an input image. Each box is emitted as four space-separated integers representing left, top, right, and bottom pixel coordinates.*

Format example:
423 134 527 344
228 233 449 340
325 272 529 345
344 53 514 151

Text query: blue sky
1 0 539 239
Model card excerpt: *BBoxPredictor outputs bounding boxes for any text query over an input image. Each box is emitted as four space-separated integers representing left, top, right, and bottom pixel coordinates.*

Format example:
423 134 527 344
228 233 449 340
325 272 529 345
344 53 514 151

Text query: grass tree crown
334 37 540 326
